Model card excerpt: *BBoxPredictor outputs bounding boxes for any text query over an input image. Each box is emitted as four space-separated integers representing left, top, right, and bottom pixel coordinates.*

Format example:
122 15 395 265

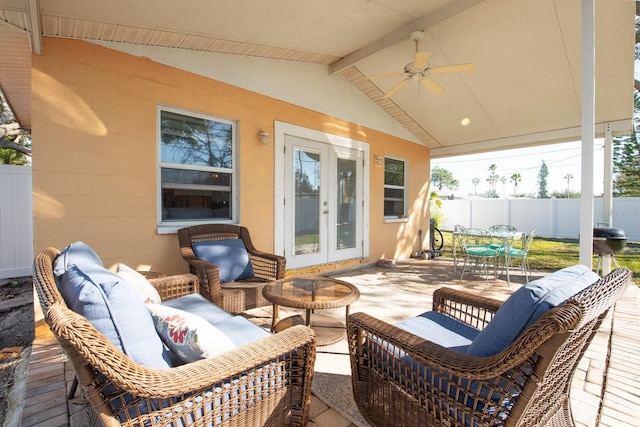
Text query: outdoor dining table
453 226 524 285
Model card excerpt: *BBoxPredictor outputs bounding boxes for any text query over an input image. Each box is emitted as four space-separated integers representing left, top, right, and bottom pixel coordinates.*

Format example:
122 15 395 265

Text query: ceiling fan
369 30 477 99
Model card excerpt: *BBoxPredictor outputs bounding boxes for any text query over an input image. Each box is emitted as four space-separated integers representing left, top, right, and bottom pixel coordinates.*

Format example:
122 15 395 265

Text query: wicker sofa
33 243 316 427
178 224 286 314
347 265 632 427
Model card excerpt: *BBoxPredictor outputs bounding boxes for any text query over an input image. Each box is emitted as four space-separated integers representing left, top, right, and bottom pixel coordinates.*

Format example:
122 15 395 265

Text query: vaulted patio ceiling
0 0 635 158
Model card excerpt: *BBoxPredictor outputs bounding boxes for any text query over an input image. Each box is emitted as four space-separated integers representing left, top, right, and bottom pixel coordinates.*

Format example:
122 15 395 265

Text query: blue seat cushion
467 264 600 357
389 313 512 422
465 245 500 257
213 316 271 347
192 239 255 283
54 242 173 369
162 293 232 325
162 293 269 346
395 311 480 353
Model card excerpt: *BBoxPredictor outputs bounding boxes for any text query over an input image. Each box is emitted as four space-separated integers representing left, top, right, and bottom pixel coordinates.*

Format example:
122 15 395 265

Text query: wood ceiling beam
28 0 42 54
328 0 488 75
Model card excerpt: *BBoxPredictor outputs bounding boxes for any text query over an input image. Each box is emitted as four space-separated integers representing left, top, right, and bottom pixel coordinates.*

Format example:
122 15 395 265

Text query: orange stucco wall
32 37 432 275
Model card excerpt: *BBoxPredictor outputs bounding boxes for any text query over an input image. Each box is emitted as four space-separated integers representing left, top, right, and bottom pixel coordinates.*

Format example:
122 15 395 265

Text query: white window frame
383 156 408 222
156 105 239 234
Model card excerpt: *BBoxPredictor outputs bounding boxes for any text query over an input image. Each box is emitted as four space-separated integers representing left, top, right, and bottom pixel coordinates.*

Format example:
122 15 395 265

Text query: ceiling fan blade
429 63 477 75
382 79 410 99
413 52 430 70
368 72 406 79
420 77 445 96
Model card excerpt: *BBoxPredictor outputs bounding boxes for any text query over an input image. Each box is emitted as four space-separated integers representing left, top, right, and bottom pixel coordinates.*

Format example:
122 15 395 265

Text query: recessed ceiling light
461 117 470 126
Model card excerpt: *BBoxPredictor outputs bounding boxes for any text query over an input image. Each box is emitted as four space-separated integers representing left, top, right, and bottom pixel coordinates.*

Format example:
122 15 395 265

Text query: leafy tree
510 173 521 196
613 92 640 196
613 8 640 196
0 85 30 163
537 160 549 198
431 166 459 191
0 146 29 165
551 190 580 198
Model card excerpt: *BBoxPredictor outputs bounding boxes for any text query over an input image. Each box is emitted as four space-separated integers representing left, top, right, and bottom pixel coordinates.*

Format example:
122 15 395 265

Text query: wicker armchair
178 224 286 314
33 247 316 427
347 267 631 427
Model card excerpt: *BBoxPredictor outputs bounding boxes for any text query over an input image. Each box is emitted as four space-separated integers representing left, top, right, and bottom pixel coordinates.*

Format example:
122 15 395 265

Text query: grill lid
593 227 627 255
593 227 627 239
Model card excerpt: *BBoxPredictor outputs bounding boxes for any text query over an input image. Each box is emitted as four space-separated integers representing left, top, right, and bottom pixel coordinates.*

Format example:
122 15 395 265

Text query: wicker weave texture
347 268 631 427
178 224 286 314
33 247 316 427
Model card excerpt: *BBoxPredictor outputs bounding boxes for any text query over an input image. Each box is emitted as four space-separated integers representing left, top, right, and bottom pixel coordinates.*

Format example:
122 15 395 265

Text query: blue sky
431 140 606 197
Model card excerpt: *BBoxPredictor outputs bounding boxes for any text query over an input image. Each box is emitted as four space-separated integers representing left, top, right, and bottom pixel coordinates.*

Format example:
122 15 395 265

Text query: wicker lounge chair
347 266 631 427
178 224 286 314
33 246 316 427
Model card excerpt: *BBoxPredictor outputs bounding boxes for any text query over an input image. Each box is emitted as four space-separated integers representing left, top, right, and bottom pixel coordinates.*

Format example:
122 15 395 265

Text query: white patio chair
500 229 537 282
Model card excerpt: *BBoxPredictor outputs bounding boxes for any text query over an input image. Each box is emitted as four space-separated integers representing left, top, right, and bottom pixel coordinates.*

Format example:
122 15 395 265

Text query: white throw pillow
147 304 236 362
116 263 162 305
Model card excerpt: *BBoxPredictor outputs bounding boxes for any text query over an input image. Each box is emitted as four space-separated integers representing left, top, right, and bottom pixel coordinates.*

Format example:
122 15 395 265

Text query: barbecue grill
593 227 627 255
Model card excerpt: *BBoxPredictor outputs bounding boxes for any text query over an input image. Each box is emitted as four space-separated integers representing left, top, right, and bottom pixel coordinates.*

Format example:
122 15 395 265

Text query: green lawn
438 231 640 285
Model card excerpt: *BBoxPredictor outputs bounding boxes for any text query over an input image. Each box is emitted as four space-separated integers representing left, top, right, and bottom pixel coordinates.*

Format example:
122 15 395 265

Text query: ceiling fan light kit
370 30 476 99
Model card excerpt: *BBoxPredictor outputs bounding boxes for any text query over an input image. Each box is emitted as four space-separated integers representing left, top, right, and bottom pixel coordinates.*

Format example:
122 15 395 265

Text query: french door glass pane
294 148 320 255
336 158 356 250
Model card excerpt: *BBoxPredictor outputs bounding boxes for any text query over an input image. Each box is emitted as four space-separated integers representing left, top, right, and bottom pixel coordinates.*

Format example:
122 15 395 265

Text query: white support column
603 122 614 225
601 122 614 274
579 0 595 268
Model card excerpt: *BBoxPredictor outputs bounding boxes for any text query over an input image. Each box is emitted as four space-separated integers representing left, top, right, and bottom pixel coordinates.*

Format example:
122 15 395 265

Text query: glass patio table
262 276 360 346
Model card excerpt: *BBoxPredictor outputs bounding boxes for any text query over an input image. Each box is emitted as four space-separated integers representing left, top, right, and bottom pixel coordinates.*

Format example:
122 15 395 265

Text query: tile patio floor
20 258 640 427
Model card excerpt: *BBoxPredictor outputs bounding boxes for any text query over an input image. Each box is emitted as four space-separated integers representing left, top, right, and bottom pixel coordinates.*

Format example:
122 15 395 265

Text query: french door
276 124 368 269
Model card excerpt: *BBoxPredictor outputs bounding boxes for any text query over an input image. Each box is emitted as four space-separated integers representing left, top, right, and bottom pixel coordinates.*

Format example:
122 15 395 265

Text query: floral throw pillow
147 304 236 362
116 263 162 305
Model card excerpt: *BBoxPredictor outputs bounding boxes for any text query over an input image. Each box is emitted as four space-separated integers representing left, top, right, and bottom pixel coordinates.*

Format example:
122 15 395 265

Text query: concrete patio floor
20 257 640 427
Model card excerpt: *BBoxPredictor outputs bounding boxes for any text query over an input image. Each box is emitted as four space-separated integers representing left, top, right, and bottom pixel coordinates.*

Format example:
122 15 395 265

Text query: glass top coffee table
262 276 360 346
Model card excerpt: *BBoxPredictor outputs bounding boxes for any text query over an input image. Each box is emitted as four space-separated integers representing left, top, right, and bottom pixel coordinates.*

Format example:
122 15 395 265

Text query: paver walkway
21 258 640 427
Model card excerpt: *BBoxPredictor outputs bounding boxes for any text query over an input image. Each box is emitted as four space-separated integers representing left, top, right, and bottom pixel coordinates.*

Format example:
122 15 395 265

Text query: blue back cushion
192 239 255 283
54 242 173 369
53 240 103 277
467 264 600 357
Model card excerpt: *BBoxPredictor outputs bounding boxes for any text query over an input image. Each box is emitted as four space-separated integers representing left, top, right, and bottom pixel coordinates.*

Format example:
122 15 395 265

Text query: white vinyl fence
0 165 32 279
437 197 640 242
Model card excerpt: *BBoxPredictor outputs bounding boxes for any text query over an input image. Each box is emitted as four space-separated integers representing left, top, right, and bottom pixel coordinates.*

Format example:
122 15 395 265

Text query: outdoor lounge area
1 2 637 426
17 256 640 427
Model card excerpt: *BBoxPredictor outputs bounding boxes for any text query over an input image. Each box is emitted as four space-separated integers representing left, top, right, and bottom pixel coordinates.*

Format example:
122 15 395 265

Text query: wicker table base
309 313 346 346
263 276 360 347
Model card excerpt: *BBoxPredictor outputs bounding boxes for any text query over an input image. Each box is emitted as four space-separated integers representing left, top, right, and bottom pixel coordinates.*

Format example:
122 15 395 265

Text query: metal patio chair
459 228 500 284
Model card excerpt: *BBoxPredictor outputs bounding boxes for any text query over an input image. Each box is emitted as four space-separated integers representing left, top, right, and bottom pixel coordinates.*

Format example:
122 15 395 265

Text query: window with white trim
158 107 237 224
383 157 406 218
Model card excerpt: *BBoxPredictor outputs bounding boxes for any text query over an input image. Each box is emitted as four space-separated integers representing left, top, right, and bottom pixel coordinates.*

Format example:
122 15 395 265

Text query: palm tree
486 164 498 197
472 177 480 195
510 173 522 197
